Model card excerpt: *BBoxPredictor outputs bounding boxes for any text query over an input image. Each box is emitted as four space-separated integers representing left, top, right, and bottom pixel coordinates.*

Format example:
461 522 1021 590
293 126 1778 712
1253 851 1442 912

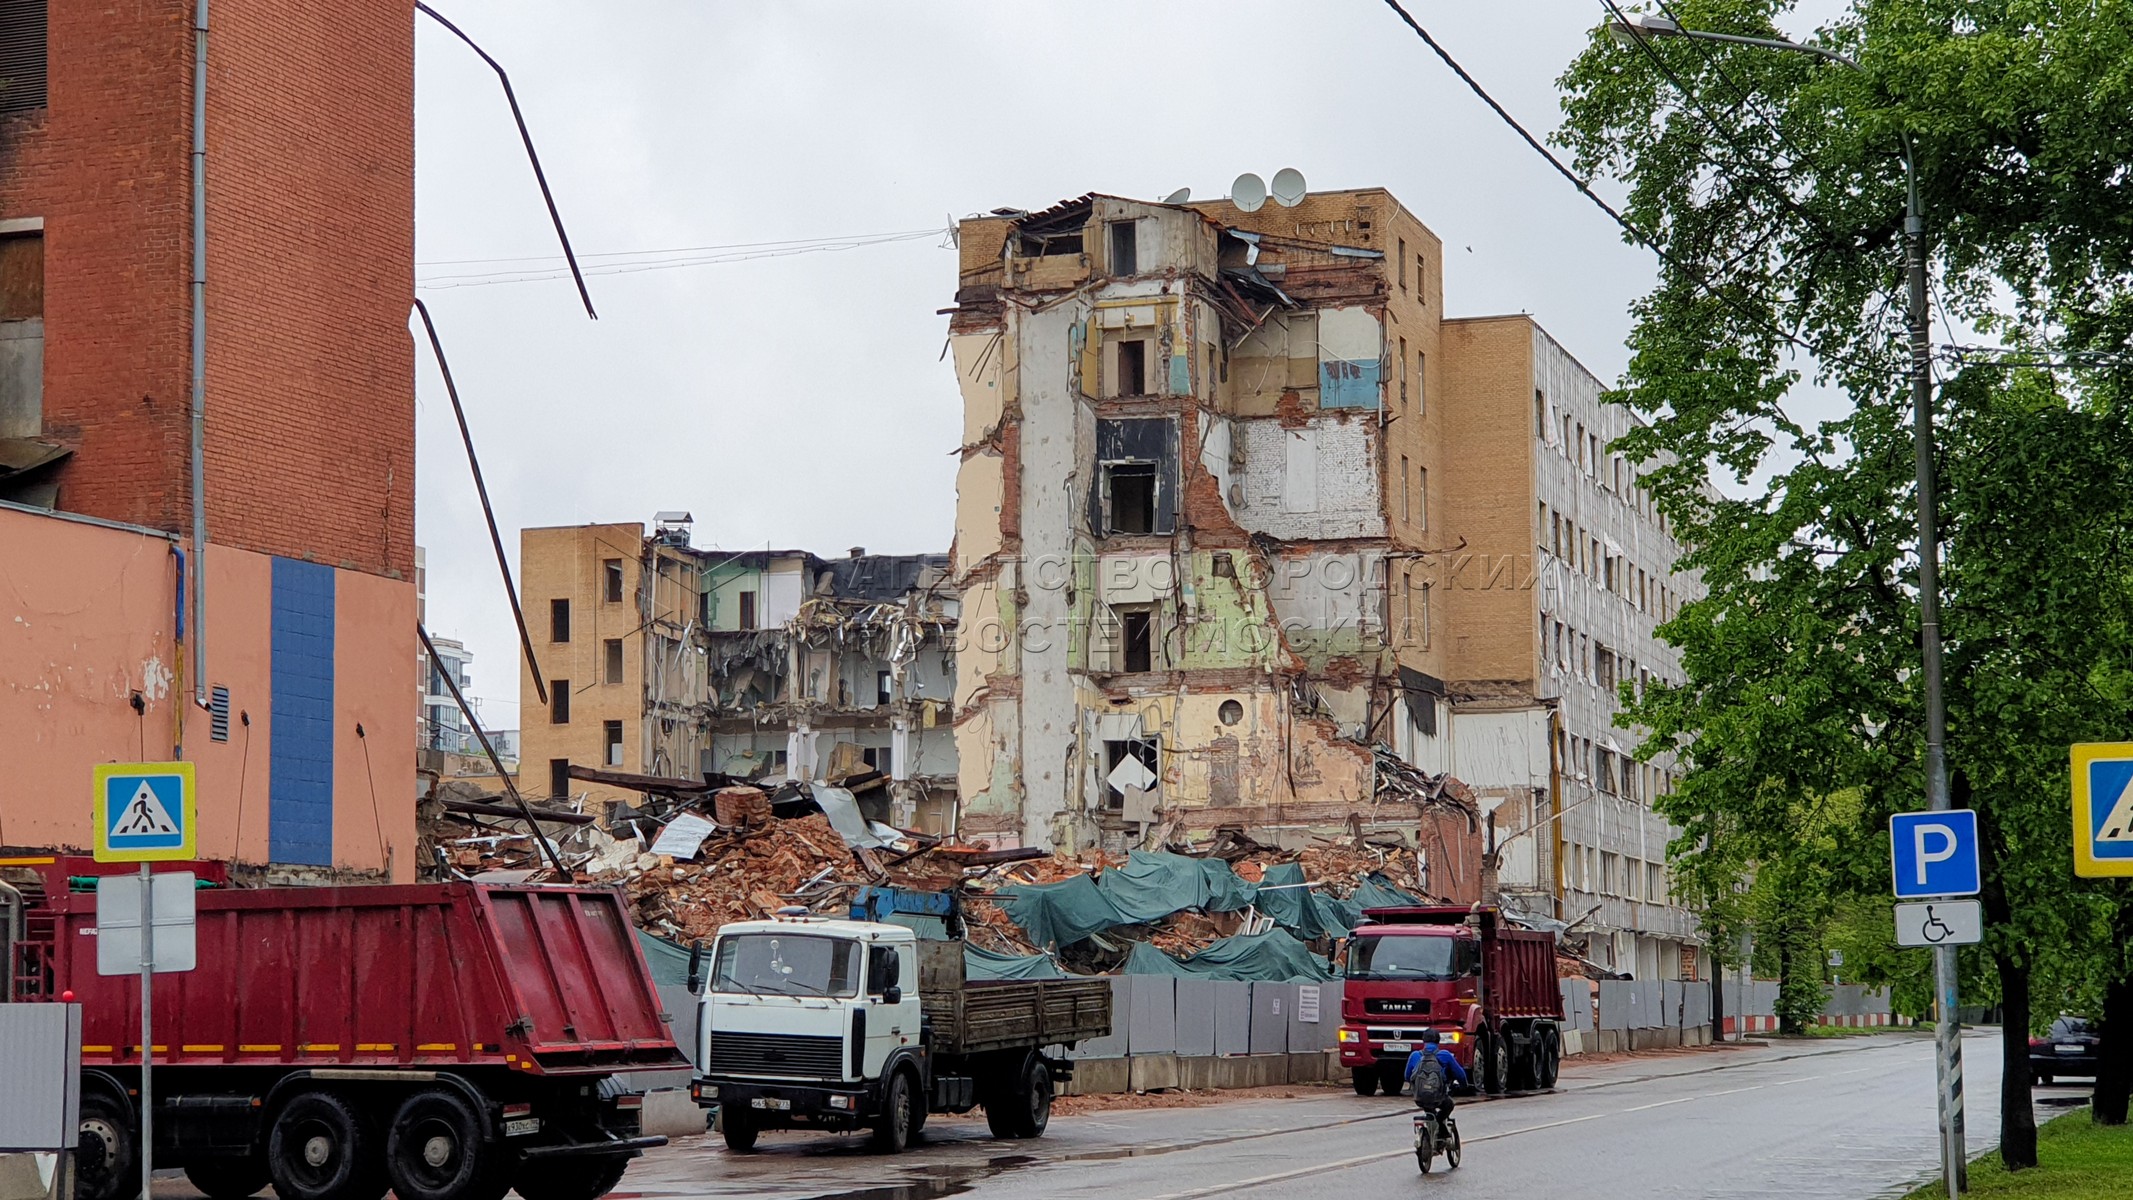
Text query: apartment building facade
518 518 959 828
945 186 1701 977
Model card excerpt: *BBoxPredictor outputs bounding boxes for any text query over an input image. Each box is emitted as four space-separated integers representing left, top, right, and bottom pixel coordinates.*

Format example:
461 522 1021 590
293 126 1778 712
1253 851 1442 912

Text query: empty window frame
550 598 570 642
1103 738 1160 810
1398 337 1408 406
1092 418 1176 536
1115 338 1148 396
1416 465 1428 530
604 638 624 685
1415 350 1426 416
603 558 624 602
736 590 758 631
549 758 571 799
1118 605 1156 672
551 681 571 724
1400 455 1411 524
1397 238 1408 290
603 719 624 767
877 670 893 705
1109 220 1138 276
1106 464 1158 534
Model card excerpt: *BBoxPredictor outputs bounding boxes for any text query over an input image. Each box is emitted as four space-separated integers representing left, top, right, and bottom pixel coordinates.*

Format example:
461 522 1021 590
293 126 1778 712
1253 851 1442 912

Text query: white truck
686 891 1112 1153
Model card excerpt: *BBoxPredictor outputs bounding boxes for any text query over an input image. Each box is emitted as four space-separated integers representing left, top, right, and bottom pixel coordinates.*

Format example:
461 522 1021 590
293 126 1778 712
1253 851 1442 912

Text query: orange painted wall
1 505 414 878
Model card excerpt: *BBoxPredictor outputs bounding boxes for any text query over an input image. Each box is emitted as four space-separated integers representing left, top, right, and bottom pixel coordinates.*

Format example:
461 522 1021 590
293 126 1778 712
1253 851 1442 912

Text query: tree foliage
1556 0 2133 1160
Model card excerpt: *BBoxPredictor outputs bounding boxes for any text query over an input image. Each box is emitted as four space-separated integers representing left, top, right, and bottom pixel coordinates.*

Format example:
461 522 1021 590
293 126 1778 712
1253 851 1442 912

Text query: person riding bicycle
1404 1028 1469 1121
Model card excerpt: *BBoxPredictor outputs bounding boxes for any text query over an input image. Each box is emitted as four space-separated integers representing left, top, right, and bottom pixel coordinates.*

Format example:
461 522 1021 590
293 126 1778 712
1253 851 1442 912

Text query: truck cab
689 914 924 1144
1336 905 1563 1097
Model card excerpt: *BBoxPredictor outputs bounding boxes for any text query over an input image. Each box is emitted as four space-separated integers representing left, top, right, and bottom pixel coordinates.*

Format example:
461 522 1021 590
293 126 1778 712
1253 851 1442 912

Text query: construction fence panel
1288 981 1337 1051
1561 980 1594 1031
1175 977 1219 1057
1755 981 1781 1016
1663 981 1686 1029
1683 982 1711 1029
1067 976 1131 1059
1126 974 1178 1056
1249 982 1291 1055
1214 980 1254 1056
1597 980 1635 1031
659 984 699 1069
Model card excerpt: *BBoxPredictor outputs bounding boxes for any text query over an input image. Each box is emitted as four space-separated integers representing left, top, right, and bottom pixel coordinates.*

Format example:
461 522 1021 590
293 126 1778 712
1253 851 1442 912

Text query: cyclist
1404 1028 1470 1120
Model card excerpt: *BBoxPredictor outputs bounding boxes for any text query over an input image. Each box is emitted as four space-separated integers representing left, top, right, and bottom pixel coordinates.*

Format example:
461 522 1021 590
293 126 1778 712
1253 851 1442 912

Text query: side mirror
882 985 903 1005
687 939 707 993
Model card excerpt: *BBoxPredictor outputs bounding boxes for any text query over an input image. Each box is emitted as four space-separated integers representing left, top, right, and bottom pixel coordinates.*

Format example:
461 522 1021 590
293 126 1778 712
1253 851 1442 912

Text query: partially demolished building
945 187 1704 979
517 517 959 829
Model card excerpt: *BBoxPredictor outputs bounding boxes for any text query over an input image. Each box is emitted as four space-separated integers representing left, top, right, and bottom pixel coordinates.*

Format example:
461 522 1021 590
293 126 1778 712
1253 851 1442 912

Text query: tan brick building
945 186 1701 975
519 518 960 827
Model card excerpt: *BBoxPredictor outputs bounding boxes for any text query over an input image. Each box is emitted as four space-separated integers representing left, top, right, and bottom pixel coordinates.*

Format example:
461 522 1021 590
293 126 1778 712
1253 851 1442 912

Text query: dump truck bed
27 872 686 1076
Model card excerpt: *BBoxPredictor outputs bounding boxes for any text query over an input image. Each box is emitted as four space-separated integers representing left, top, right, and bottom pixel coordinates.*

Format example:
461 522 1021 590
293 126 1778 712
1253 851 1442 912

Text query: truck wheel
1377 1061 1407 1096
384 1089 508 1200
511 1158 629 1200
1351 1068 1379 1096
185 1159 271 1199
1480 1033 1510 1095
720 1107 759 1153
76 1091 139 1200
1535 1028 1562 1089
985 1055 1052 1139
871 1069 915 1153
268 1091 388 1200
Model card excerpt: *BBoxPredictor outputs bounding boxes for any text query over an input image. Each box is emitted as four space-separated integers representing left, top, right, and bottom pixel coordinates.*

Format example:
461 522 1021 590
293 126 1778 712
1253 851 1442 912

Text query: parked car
2029 1015 2101 1084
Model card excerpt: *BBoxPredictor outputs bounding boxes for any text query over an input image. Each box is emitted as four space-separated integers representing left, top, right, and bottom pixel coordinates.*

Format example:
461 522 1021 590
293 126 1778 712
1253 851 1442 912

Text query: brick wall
0 1 413 579
518 524 650 810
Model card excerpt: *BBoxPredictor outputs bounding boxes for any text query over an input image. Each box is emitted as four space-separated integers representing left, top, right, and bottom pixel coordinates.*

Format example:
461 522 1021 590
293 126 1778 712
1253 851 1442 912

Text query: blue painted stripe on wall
269 557 335 866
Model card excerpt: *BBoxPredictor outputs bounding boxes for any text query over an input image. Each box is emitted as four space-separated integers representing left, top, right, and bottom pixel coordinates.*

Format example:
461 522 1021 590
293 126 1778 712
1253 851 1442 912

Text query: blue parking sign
93 762 196 863
1890 810 1980 899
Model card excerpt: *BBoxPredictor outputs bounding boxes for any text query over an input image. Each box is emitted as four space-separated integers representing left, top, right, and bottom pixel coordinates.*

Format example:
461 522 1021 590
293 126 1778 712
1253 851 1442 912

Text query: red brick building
0 2 417 876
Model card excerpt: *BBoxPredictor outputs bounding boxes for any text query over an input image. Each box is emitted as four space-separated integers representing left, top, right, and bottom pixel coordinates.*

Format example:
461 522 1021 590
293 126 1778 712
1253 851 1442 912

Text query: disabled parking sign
2071 743 2133 878
92 762 196 863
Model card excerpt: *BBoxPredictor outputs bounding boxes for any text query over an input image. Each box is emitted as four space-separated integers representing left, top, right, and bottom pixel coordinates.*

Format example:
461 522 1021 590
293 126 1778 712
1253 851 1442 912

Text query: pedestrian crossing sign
2071 743 2133 878
92 762 196 863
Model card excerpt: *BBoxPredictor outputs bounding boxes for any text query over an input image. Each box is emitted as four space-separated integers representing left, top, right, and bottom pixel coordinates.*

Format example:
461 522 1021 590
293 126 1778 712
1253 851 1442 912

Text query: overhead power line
1377 0 1895 387
416 227 946 290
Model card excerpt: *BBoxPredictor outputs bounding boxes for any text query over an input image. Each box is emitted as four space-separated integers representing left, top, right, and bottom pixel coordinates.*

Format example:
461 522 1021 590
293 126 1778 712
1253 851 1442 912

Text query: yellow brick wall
517 522 648 810
1437 316 1540 691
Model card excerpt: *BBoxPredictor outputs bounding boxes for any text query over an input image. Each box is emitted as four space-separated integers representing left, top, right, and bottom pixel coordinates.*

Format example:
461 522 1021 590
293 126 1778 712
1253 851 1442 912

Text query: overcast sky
412 0 1852 729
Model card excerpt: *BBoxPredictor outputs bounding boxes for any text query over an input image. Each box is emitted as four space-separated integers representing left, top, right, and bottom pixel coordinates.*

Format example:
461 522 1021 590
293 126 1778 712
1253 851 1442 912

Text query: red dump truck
1335 905 1563 1097
0 857 688 1200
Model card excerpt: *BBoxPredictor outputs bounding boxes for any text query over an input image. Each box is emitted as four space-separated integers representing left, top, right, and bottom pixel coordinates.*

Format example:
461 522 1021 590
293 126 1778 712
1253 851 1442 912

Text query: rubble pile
608 813 868 942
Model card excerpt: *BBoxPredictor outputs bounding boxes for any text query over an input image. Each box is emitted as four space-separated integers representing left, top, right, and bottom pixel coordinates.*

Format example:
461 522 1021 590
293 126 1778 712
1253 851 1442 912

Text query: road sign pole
139 862 155 1200
1935 941 1963 1199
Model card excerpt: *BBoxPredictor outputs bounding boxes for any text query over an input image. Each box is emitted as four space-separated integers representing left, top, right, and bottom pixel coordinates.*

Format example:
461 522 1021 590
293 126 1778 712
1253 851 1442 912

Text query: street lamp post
1609 15 1965 1198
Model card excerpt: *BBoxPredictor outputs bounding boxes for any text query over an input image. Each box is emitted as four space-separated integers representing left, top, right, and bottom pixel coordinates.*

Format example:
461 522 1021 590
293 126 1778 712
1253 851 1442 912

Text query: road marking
1144 1075 1864 1198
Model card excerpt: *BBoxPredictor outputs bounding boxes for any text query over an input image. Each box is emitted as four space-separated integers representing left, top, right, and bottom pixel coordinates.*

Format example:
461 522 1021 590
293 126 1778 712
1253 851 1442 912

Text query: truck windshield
711 934 861 998
1345 935 1460 982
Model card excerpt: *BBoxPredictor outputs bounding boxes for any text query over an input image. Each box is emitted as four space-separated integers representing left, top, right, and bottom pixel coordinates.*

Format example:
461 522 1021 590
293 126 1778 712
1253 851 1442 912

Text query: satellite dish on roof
1271 168 1307 207
1162 187 1191 204
1231 173 1267 213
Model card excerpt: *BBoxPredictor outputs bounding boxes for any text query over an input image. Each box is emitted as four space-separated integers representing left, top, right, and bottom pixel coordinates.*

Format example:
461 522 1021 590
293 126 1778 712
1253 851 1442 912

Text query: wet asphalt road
613 1031 2075 1200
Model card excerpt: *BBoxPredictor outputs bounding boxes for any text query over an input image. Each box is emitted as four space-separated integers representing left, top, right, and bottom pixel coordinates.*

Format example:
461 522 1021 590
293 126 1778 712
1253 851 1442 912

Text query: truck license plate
1383 1041 1412 1053
751 1097 792 1111
504 1117 541 1137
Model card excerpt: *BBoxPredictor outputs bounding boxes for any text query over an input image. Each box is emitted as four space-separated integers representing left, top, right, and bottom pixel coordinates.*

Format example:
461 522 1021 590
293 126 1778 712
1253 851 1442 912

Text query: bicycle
1412 1108 1462 1173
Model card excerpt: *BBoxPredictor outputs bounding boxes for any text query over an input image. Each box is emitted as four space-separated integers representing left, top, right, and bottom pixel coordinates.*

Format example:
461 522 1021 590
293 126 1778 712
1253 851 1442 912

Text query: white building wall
1232 418 1385 540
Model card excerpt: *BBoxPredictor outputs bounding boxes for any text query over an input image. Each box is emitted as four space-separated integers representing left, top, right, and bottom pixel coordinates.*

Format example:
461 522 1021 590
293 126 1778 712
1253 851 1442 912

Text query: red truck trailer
1335 905 1563 1097
0 857 688 1200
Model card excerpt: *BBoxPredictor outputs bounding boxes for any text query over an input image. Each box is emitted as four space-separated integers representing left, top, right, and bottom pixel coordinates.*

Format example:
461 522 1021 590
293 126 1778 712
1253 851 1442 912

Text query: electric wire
1376 0 1895 387
416 228 944 289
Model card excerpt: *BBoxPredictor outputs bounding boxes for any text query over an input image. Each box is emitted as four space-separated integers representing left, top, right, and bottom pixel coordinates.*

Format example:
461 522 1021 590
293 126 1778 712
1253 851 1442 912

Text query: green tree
1558 0 2133 1165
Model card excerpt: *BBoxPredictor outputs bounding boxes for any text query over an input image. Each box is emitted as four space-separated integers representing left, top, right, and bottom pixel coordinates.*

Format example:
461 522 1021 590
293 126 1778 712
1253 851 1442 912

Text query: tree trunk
2095 899 2133 1126
1971 775 2037 1170
1777 938 1802 1036
1995 950 2038 1168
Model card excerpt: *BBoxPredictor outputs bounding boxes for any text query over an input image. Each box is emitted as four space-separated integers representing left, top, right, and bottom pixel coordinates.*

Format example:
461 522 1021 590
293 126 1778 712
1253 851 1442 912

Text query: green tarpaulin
1094 850 1259 923
1351 873 1422 911
637 930 694 988
1253 862 1358 940
965 944 1068 980
997 873 1130 950
1121 928 1335 983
